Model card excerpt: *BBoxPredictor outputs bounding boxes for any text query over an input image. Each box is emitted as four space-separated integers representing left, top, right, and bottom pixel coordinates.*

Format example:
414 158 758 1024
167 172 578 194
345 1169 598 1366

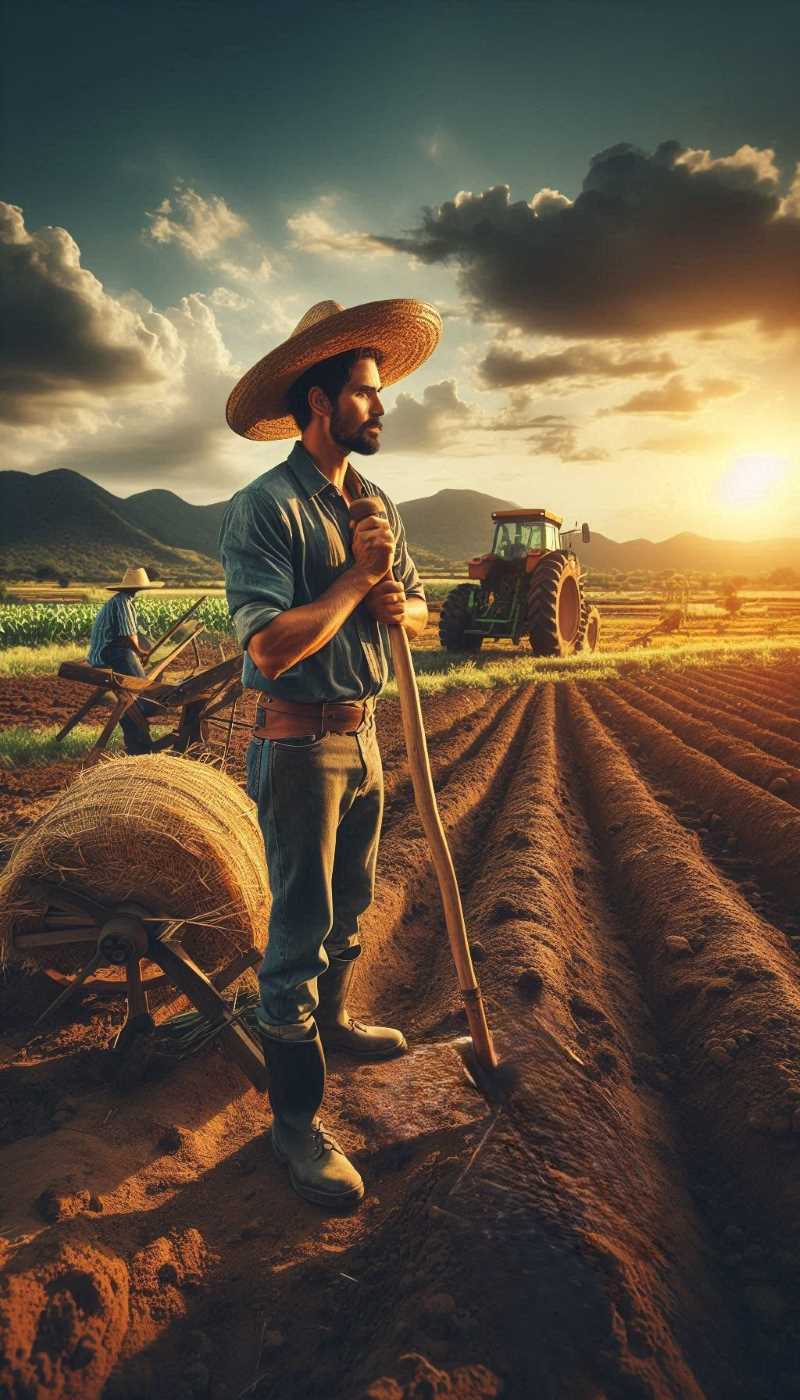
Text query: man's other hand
363 577 408 626
351 513 395 584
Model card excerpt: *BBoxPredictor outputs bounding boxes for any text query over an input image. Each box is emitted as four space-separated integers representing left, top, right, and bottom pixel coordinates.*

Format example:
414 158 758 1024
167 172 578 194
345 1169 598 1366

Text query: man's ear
308 386 332 419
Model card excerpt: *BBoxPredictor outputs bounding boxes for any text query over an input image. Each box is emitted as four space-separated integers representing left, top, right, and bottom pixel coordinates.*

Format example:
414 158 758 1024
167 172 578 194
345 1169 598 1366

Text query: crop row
0 598 235 648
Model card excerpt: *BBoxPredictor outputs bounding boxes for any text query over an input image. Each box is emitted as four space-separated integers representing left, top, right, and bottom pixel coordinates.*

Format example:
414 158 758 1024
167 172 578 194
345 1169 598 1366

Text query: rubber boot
316 953 407 1059
261 1025 364 1209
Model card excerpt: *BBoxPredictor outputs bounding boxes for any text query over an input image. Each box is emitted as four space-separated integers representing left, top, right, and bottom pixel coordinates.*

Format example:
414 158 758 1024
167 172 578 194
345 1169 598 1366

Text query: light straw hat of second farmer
106 566 165 592
225 298 443 441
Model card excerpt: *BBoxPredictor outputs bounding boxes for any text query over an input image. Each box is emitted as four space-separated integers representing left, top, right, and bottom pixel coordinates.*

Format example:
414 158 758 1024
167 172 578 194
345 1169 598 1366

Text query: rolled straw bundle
0 754 269 974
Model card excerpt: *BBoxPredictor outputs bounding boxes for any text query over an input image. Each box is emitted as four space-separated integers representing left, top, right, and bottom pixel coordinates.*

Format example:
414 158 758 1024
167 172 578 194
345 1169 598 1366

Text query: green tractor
438 509 600 656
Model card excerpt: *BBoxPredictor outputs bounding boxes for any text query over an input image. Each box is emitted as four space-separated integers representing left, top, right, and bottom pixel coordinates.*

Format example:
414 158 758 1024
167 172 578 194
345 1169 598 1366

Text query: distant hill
122 488 228 560
570 530 800 576
2 468 798 580
0 470 221 580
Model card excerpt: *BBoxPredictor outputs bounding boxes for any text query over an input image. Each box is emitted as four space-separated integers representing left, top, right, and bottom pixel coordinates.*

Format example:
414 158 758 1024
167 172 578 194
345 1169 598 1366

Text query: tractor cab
469 510 563 581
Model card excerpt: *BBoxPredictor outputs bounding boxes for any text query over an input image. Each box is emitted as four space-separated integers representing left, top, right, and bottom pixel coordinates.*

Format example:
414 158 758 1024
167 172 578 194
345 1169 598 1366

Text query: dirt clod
515 969 543 998
665 935 692 956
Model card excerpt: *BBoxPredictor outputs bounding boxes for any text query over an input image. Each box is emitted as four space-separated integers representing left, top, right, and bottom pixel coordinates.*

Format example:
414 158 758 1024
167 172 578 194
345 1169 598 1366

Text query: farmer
221 299 441 1209
88 566 163 755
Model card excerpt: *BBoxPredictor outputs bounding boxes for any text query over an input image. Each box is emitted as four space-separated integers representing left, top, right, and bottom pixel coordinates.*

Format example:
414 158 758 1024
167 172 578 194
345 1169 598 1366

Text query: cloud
144 185 272 285
381 380 474 452
217 256 273 283
636 429 724 454
145 185 248 260
375 142 800 337
0 202 174 428
479 343 680 388
523 414 609 462
287 206 392 260
207 287 253 311
34 293 247 489
606 374 743 415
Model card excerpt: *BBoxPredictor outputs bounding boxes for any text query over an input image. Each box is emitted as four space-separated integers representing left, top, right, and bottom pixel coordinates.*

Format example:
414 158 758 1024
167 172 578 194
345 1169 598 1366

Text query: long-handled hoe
350 496 503 1095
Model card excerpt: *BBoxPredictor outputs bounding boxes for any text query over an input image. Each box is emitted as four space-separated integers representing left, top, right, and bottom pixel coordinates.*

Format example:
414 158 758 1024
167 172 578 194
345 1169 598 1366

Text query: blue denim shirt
219 442 425 702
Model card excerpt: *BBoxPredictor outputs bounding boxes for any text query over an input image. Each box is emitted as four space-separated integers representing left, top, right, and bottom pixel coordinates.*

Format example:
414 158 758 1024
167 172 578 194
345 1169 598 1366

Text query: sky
2 0 800 542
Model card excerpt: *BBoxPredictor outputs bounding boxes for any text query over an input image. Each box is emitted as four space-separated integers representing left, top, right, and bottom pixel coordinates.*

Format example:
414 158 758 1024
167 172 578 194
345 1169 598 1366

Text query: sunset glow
713 453 790 512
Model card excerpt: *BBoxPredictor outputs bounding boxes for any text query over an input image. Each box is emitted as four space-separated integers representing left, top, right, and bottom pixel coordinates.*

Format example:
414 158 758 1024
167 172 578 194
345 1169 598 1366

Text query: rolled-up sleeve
219 491 295 649
386 498 425 602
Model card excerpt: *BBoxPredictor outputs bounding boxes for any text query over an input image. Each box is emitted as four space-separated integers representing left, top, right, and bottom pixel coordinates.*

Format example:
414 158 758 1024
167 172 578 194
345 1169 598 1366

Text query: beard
330 409 382 456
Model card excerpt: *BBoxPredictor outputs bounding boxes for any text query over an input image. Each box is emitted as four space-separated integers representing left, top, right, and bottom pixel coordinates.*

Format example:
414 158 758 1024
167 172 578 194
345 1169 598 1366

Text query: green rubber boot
316 953 407 1059
261 1026 364 1209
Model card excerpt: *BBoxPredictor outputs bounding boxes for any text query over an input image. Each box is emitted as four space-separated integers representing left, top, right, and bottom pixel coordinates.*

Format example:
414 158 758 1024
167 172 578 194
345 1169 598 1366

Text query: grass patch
0 643 89 676
0 723 176 768
390 636 800 697
0 724 125 767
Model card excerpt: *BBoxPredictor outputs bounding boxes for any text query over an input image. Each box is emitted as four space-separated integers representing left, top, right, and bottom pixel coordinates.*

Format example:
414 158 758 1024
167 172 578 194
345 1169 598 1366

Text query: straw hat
107 566 165 592
226 298 443 441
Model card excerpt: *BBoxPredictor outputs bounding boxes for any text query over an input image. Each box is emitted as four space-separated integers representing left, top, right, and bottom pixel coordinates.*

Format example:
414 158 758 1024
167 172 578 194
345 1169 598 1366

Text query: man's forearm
403 596 428 640
247 567 375 679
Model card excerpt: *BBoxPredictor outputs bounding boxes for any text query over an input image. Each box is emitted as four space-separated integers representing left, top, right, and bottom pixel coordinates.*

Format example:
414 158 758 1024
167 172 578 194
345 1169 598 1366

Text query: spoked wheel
14 881 266 1088
527 551 583 657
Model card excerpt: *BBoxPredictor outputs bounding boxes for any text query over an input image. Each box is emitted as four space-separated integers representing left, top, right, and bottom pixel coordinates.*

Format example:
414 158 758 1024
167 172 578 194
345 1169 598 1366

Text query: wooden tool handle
349 497 498 1072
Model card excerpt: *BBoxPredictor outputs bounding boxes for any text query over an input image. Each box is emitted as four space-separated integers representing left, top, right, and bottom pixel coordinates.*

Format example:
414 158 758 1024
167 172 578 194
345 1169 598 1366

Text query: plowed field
2 659 800 1400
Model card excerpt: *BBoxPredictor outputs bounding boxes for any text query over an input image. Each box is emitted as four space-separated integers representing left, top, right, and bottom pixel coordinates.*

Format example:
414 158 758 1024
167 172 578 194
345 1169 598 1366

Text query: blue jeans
245 716 384 1041
99 642 158 755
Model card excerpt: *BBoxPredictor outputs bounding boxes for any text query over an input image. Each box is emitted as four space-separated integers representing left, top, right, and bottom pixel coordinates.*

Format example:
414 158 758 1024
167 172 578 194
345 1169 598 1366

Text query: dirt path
2 662 800 1398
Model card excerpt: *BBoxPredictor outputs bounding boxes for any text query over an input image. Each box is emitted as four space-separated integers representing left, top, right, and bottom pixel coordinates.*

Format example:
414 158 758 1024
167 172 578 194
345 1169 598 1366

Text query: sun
713 454 789 510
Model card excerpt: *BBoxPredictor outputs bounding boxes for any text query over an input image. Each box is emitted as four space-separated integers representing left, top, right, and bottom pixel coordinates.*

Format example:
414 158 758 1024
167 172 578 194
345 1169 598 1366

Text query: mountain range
2 468 798 580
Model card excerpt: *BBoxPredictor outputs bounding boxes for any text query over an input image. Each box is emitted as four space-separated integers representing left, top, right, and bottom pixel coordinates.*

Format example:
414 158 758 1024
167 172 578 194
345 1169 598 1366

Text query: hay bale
0 754 269 974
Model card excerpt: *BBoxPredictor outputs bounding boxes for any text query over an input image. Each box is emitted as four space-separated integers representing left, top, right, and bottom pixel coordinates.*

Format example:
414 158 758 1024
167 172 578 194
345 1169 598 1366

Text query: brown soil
1 662 800 1398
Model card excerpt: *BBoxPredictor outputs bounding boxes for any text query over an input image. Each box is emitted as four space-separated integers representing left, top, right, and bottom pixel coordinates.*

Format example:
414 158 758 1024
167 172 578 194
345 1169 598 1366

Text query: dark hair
286 346 384 430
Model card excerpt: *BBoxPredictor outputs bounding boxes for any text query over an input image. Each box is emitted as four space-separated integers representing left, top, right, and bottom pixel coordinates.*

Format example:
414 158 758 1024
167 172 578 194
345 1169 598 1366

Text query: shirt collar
287 441 367 502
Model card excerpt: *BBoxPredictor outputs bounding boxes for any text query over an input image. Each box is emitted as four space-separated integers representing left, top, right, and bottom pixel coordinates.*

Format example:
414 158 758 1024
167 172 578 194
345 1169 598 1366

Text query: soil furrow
638 673 800 768
671 671 800 740
611 677 800 807
381 687 516 817
587 682 800 900
437 684 747 1396
564 684 800 1389
723 667 800 719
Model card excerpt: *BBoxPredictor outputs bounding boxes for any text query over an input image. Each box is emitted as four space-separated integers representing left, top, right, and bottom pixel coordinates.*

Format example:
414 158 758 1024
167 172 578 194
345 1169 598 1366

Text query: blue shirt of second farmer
219 441 425 702
88 592 138 666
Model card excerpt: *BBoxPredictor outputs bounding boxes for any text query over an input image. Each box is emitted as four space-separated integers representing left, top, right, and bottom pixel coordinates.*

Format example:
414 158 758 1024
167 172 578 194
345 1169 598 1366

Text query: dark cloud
381 379 473 452
524 415 609 462
480 343 680 388
606 374 743 414
376 142 800 337
0 203 167 426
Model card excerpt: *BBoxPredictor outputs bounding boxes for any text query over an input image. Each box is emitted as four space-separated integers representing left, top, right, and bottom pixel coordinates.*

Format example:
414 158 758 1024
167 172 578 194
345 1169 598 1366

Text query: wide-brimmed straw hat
226 298 443 441
106 566 165 593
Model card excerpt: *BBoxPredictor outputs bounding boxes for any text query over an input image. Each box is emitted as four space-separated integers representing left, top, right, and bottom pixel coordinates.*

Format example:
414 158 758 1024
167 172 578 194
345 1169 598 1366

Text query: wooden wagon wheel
14 880 266 1089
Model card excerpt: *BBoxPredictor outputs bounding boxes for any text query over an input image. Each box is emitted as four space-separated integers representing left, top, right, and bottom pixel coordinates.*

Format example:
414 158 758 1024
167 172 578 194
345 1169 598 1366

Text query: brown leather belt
253 695 375 740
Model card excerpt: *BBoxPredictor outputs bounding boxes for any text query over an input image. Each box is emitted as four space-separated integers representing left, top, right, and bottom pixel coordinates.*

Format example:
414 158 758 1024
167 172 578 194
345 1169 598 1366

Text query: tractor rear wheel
576 601 601 652
527 551 582 656
439 583 482 652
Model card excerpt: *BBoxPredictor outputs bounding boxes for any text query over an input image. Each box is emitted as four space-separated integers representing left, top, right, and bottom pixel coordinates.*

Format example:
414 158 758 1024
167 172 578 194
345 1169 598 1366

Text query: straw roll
0 755 269 975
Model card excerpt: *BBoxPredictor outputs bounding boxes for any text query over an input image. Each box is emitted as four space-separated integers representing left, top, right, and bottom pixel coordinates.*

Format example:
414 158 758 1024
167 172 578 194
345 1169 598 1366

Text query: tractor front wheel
439 583 482 652
527 551 582 656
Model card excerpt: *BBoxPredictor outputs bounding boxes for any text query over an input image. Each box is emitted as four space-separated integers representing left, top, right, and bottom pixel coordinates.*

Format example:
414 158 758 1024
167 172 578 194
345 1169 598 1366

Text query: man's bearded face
329 357 384 456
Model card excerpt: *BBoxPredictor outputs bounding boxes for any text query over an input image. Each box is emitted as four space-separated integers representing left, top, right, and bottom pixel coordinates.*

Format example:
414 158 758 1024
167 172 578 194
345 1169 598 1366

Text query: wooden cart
56 598 247 759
